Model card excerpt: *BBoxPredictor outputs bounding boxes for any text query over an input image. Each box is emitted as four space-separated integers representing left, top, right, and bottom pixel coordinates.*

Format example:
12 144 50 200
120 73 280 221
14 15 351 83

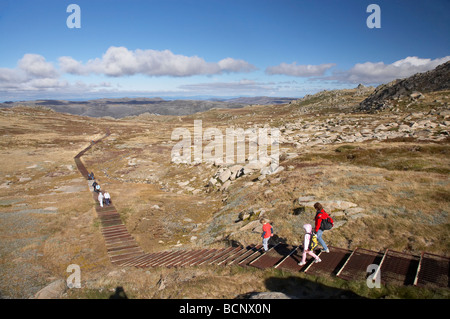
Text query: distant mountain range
0 96 298 118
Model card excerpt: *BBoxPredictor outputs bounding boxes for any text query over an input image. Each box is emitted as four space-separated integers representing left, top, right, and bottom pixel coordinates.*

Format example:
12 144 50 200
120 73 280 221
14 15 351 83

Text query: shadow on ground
236 276 365 299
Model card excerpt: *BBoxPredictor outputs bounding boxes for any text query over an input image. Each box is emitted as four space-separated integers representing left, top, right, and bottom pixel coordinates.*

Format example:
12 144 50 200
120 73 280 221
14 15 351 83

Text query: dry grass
1 100 449 299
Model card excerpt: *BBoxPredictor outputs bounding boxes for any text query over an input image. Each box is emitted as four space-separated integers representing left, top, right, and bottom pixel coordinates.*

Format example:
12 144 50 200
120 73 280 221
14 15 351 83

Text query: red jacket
262 223 273 239
314 209 333 232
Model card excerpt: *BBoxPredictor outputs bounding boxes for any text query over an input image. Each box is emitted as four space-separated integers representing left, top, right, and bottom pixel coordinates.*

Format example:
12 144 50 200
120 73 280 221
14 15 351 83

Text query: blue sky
0 0 449 101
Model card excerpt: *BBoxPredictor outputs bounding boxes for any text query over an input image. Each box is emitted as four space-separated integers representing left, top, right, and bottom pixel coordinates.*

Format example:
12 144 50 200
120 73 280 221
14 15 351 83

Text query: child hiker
98 191 104 208
298 224 321 266
260 218 273 252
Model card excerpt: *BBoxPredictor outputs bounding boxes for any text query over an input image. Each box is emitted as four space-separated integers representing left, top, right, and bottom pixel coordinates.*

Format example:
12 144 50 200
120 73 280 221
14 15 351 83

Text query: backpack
308 232 319 251
316 209 333 231
321 217 333 230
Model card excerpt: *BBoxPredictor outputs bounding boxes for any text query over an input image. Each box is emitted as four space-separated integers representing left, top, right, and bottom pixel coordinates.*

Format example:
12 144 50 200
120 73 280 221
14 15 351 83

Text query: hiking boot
323 248 330 253
314 258 322 263
298 261 306 266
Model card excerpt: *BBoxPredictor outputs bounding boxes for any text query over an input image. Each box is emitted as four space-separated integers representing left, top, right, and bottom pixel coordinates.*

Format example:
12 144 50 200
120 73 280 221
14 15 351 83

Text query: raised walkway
74 132 449 289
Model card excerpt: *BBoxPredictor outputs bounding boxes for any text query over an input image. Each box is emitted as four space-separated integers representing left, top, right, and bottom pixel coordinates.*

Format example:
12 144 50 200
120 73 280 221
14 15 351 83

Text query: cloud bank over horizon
1 46 449 100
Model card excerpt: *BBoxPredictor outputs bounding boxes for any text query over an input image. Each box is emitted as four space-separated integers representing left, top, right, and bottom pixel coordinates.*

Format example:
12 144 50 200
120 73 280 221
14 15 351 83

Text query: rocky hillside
289 84 375 113
358 61 450 113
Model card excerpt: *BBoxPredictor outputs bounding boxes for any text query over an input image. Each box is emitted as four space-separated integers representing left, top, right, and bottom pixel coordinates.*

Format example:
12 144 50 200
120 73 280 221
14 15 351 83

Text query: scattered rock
410 92 425 100
220 180 231 192
332 220 347 229
244 161 267 171
331 211 346 218
249 292 294 299
344 207 365 216
218 169 232 183
157 275 167 290
34 279 67 299
178 181 190 187
237 208 265 222
239 220 261 231
298 196 316 204
299 199 358 212
260 164 284 176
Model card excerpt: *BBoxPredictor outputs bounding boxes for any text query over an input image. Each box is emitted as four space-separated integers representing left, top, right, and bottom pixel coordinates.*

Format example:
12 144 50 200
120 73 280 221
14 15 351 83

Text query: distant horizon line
1 94 304 103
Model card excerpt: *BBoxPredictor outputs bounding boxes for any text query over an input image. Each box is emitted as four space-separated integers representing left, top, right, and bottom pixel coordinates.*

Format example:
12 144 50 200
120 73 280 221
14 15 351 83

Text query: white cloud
218 57 256 73
59 46 257 77
265 62 336 77
18 54 59 79
327 56 450 84
0 67 26 84
0 54 59 84
58 56 88 75
0 53 64 93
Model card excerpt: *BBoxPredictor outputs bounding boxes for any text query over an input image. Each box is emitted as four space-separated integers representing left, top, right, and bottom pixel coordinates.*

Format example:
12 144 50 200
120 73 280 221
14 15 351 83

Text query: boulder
239 220 261 231
238 210 251 221
230 164 244 174
218 169 232 183
326 200 358 211
229 165 244 180
249 292 294 299
34 279 67 299
220 180 231 192
410 92 424 100
237 207 264 221
301 200 358 212
374 124 388 131
344 207 365 216
244 161 267 171
398 124 411 132
178 180 190 187
331 211 346 218
298 196 316 204
242 166 255 175
260 164 284 176
332 220 347 229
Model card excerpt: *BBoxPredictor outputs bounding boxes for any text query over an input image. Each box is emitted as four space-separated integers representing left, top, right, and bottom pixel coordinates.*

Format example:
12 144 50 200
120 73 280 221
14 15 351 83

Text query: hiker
95 183 101 193
104 191 111 206
314 202 334 253
88 172 94 180
98 192 104 208
298 224 321 266
92 181 98 192
260 218 274 252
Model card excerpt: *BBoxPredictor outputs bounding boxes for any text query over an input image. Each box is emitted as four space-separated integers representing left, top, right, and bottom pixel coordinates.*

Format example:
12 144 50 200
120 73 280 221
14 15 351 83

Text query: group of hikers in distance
88 170 333 263
260 202 333 266
88 171 111 208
